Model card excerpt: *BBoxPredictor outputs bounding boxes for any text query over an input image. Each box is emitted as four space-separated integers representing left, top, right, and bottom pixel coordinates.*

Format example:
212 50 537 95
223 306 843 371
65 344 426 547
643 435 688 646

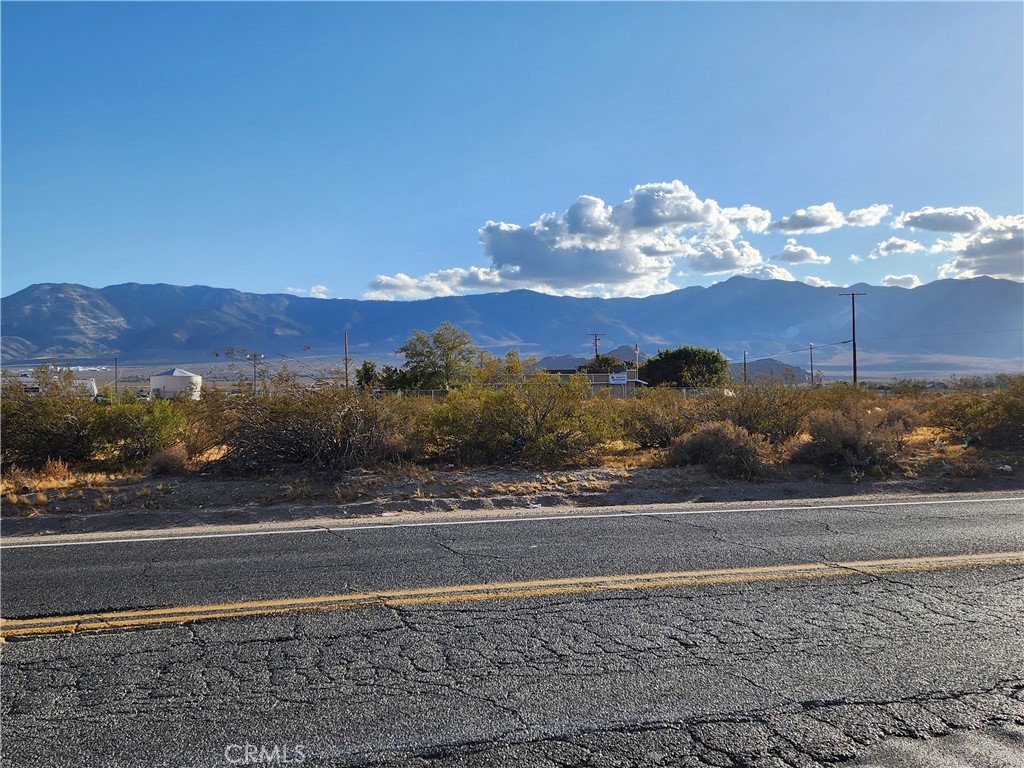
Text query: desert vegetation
3 358 1023 492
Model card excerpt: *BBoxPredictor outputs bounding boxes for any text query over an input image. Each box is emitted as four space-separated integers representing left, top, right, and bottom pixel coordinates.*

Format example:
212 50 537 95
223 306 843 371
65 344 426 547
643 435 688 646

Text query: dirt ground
3 442 1023 540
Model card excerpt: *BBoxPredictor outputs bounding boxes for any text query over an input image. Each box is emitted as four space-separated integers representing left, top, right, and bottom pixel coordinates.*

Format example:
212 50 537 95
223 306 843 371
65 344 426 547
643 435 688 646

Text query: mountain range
2 277 1022 379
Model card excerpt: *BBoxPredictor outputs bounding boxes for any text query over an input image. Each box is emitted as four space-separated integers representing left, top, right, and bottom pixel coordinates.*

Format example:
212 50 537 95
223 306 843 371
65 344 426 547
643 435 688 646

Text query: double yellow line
3 551 1022 639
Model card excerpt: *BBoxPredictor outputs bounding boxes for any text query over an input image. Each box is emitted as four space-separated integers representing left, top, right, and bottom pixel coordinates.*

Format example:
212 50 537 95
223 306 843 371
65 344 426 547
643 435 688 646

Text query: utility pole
343 332 350 389
248 352 263 391
114 357 118 395
588 332 604 358
839 292 866 384
808 343 814 387
743 351 748 384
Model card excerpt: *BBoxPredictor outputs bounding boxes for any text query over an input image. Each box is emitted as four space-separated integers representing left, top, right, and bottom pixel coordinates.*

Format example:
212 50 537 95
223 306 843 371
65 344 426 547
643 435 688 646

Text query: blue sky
2 2 1022 301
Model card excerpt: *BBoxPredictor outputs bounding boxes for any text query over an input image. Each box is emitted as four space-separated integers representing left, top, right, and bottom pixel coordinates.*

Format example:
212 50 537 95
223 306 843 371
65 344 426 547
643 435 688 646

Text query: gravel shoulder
3 462 1022 542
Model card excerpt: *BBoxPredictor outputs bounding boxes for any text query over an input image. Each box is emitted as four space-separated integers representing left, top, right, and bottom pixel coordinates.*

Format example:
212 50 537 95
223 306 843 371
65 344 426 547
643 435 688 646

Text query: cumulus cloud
772 238 830 265
894 206 990 233
687 236 763 275
847 204 892 227
770 202 846 234
873 237 926 257
613 181 720 229
367 180 772 299
286 285 331 298
882 274 923 289
361 181 1019 300
741 263 795 281
365 267 504 301
938 215 1024 281
803 276 836 288
723 204 772 234
770 202 891 233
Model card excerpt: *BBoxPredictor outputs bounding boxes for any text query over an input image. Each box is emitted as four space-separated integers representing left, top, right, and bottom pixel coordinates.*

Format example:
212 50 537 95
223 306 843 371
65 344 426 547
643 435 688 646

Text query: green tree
640 346 730 388
355 360 380 391
584 354 627 373
396 322 479 390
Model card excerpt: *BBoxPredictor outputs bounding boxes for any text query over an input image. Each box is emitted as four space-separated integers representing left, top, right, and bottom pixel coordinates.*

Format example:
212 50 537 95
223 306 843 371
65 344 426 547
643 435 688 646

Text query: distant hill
2 277 1022 378
729 358 810 384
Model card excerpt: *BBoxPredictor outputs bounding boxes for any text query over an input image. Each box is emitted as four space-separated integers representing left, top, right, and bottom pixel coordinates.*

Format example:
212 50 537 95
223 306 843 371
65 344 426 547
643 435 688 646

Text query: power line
859 328 1024 343
724 339 851 365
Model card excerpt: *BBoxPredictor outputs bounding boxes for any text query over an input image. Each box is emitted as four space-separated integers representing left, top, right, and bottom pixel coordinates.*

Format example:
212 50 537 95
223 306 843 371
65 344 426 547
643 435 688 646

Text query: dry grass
1 466 141 495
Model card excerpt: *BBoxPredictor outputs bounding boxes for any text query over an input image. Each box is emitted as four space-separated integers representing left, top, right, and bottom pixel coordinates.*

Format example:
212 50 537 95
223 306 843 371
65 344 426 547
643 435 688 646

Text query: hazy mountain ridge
2 278 1022 377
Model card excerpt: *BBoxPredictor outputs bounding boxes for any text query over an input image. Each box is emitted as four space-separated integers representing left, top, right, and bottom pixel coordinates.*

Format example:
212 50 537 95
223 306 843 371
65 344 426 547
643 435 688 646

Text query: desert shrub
216 385 412 475
666 421 770 479
714 382 808 444
174 387 235 460
927 374 1024 449
620 388 703 448
804 382 880 412
428 374 608 467
795 402 919 474
147 444 189 475
517 374 609 466
1 368 99 468
429 385 522 465
92 396 184 467
889 379 929 398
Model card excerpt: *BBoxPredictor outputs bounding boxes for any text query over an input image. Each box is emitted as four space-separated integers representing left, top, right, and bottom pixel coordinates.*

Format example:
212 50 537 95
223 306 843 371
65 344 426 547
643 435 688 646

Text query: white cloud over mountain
742 263 796 281
803 276 836 288
362 182 1021 300
882 274 923 289
772 239 830 265
367 181 770 299
938 215 1024 280
286 285 330 299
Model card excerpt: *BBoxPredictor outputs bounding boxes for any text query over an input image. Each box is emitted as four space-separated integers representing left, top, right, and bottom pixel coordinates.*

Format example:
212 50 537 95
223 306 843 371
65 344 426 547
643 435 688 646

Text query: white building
149 368 202 400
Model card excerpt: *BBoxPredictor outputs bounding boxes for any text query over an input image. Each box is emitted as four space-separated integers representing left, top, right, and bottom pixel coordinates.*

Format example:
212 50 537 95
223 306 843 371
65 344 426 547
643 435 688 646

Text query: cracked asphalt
2 497 1023 767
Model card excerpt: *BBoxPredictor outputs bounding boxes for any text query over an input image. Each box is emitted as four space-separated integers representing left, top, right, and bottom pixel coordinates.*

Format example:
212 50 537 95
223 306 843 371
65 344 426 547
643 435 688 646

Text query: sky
2 2 1022 302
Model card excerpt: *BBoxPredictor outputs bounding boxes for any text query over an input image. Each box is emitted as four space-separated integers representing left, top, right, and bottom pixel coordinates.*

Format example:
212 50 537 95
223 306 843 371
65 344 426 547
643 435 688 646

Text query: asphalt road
2 496 1023 767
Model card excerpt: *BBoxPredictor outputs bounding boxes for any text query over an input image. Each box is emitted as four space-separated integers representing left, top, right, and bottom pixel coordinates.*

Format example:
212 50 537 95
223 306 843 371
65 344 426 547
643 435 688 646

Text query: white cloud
770 202 846 234
938 215 1024 281
687 236 763 275
894 206 990 233
772 238 830 264
366 180 774 299
723 204 772 234
803 276 836 288
742 263 795 281
365 267 505 301
847 204 892 227
613 181 720 229
874 237 926 256
285 285 331 298
882 274 923 289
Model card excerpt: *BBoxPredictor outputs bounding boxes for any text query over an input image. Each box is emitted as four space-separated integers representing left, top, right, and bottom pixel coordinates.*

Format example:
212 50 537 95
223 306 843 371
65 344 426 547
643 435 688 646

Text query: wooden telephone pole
839 292 866 383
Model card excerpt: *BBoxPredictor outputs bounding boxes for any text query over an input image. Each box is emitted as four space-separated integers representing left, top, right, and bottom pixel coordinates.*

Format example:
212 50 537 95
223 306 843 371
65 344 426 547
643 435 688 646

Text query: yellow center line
2 551 1021 639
